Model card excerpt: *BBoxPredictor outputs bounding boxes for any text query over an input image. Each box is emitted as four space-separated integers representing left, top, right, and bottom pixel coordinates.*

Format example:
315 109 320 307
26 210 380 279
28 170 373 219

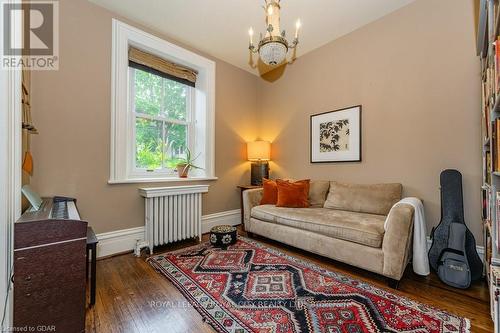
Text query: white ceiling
89 0 417 75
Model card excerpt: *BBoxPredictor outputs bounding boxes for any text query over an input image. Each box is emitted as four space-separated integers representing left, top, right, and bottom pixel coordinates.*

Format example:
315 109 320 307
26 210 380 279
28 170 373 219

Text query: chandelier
248 0 301 66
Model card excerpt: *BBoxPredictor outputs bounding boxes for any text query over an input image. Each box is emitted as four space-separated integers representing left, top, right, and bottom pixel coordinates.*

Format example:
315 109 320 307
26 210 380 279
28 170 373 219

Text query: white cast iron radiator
136 185 209 255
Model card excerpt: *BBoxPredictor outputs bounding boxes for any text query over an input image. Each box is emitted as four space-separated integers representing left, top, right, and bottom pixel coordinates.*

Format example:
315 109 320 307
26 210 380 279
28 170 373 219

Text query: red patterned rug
148 237 470 333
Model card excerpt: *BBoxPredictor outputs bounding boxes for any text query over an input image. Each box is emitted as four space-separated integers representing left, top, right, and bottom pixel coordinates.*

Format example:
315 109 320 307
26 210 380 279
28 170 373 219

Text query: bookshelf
479 0 500 327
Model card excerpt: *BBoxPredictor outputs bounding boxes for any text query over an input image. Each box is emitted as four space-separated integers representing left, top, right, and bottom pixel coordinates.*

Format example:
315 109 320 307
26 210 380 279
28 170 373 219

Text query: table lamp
247 140 271 186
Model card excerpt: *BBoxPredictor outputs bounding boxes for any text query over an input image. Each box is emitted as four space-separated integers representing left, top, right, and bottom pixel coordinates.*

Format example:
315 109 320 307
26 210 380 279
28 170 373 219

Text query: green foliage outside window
133 68 190 170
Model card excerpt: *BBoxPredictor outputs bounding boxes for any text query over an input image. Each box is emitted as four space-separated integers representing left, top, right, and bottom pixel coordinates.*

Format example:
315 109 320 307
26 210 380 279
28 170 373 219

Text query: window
109 20 216 183
130 67 194 175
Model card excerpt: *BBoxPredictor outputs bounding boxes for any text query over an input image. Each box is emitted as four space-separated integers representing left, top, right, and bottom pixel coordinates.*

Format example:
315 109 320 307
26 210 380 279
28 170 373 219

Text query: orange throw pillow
276 179 310 208
260 179 278 205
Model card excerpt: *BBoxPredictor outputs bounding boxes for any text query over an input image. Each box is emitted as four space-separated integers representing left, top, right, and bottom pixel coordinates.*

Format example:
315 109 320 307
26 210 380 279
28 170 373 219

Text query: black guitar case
428 169 483 282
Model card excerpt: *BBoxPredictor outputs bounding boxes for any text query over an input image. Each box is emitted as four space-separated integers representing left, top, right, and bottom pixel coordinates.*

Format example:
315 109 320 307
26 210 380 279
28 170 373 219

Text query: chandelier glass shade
248 0 301 66
258 36 288 66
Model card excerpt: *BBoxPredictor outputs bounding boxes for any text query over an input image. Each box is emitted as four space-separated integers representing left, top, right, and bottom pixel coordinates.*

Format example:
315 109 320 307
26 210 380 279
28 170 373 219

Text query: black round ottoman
210 225 237 248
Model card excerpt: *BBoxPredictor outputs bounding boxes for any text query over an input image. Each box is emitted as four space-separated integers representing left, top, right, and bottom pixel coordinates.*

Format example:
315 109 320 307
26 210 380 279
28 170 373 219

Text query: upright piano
14 197 87 333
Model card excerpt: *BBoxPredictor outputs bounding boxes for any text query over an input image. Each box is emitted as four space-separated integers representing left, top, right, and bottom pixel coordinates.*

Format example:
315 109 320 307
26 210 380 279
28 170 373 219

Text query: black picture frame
310 105 362 163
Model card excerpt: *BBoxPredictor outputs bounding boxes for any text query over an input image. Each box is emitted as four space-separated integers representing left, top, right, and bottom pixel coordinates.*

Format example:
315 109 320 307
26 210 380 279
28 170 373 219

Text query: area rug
148 237 470 333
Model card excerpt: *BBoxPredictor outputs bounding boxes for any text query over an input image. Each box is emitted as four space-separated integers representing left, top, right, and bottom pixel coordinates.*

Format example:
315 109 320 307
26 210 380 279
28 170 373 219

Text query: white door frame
0 0 22 328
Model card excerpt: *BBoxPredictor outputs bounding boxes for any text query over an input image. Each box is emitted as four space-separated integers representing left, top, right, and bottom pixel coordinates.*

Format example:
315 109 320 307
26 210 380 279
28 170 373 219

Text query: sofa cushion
251 205 386 248
324 181 402 216
309 180 330 207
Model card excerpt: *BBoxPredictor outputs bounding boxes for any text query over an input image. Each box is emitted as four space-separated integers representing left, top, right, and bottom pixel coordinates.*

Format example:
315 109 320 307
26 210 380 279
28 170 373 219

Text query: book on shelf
483 72 492 140
497 192 500 251
487 151 492 184
486 67 492 103
483 186 493 222
483 187 490 220
487 104 491 140
489 189 492 222
496 120 500 171
492 265 500 283
494 119 498 172
483 82 490 142
482 80 486 112
497 1 500 28
496 37 500 94
493 120 496 172
486 223 492 269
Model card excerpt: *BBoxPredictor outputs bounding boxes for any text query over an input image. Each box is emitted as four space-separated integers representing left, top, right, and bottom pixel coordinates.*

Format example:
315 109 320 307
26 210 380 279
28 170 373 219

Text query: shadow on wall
473 0 480 32
268 161 285 178
218 115 256 150
216 115 257 181
248 50 294 82
261 65 287 82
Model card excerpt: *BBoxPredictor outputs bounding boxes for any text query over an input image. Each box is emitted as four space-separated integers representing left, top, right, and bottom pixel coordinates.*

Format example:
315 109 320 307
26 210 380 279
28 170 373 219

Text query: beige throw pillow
324 181 402 215
308 180 330 207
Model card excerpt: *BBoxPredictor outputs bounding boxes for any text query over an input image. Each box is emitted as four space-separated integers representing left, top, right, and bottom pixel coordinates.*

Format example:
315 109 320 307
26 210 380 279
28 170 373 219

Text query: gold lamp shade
247 141 271 161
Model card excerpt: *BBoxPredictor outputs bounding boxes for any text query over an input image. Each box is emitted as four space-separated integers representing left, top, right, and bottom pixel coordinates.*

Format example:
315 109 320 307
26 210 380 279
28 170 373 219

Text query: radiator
137 185 209 255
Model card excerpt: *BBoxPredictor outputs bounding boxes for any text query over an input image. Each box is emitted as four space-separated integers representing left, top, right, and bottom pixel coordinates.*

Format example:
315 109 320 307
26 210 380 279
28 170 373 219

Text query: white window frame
109 19 216 184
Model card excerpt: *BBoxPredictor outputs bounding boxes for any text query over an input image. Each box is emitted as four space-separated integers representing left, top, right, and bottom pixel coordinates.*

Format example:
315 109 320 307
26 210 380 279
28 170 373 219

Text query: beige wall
31 0 482 243
259 0 483 242
30 0 259 234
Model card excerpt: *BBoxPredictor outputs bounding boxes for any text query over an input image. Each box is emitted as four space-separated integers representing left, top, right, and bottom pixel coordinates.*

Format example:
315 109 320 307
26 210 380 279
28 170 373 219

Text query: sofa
242 181 415 286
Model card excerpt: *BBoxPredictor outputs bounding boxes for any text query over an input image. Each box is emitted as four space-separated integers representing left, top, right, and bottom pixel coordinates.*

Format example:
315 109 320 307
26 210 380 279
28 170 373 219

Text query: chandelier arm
248 45 259 53
288 38 299 49
248 47 258 69
287 47 298 65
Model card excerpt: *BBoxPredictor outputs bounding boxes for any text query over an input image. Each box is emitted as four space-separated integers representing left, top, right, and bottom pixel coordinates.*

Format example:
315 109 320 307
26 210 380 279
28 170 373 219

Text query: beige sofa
242 181 415 286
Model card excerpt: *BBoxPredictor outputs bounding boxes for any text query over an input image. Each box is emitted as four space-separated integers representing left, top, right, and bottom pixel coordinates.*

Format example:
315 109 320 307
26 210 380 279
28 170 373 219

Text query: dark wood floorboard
86 228 494 333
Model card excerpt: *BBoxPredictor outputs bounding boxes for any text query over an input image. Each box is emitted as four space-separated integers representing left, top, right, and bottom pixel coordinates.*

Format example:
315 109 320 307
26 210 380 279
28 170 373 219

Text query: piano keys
51 200 80 220
14 197 87 333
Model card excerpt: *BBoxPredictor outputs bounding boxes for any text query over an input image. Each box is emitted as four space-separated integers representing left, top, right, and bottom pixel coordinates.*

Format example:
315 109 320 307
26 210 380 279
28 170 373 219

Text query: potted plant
169 148 203 178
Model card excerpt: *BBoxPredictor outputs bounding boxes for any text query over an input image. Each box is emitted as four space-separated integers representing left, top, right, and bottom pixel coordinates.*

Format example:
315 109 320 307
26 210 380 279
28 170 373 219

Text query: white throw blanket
384 197 430 276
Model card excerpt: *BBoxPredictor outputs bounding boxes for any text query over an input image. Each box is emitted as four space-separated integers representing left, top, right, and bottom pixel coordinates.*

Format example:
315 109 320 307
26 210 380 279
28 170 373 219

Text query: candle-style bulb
267 4 273 16
248 27 254 46
295 19 301 39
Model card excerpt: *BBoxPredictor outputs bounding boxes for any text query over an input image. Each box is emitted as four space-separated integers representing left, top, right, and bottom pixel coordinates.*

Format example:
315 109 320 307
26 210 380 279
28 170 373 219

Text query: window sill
108 176 218 185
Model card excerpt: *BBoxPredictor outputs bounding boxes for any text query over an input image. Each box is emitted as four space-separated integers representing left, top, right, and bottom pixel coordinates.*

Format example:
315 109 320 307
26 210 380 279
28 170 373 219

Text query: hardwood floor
86 229 493 333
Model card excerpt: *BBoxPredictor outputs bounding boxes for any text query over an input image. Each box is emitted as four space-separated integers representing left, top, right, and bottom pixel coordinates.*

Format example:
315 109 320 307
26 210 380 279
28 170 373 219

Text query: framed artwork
310 105 362 163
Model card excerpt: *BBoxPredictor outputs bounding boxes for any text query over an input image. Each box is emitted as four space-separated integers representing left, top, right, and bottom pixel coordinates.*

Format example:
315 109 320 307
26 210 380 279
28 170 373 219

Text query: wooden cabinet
14 201 87 333
14 240 86 332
